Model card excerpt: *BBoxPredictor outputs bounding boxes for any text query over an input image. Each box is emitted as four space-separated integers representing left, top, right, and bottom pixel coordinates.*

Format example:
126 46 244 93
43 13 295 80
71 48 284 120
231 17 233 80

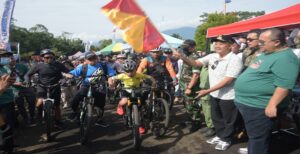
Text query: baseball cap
211 35 234 44
84 51 97 59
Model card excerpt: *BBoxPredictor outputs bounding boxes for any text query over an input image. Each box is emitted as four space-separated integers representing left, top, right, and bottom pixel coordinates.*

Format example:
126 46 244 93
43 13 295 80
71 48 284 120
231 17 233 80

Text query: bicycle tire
162 90 174 110
44 100 53 142
152 98 170 137
132 104 141 150
80 100 93 145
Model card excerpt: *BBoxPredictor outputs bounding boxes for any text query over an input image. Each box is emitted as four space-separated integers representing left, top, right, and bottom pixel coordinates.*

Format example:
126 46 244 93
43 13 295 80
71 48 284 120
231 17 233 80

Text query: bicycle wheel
80 100 93 145
152 98 170 137
44 100 53 142
162 90 173 110
132 104 141 150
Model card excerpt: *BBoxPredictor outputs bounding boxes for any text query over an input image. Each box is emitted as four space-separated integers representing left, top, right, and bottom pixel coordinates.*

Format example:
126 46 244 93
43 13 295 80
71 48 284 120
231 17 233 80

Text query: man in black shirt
25 49 69 126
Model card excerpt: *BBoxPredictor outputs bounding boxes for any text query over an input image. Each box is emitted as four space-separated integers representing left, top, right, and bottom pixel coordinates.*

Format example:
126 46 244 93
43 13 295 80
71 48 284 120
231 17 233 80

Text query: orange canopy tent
207 3 300 38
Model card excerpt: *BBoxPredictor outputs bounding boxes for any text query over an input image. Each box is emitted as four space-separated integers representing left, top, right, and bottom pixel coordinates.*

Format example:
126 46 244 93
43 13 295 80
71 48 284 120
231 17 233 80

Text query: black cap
181 39 196 49
84 51 97 59
211 35 234 44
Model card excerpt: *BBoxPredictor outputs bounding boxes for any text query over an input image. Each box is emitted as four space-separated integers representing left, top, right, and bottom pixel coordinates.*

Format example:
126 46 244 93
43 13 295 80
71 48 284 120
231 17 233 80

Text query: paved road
15 103 300 154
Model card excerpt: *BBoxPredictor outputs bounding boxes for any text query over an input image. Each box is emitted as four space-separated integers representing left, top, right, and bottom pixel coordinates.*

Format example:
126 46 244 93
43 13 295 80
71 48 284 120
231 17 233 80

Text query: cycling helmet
122 59 137 72
40 49 54 57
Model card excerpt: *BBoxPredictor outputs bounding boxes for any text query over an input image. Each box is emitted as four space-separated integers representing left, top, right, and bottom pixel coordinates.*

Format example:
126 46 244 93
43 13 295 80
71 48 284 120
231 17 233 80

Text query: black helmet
40 49 54 57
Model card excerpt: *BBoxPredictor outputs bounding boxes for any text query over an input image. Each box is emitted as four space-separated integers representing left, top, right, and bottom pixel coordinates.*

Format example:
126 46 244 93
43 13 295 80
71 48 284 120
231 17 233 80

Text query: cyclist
108 59 156 134
64 51 116 127
137 47 177 85
24 49 70 127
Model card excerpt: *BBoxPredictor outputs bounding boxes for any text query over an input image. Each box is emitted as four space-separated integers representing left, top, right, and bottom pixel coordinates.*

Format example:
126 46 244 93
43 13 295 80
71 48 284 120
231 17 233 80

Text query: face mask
240 43 247 51
0 57 10 65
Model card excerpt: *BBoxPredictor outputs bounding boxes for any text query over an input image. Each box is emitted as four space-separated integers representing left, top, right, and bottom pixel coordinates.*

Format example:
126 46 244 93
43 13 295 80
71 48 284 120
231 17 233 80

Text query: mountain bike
38 83 60 142
122 87 144 150
79 84 95 145
143 87 170 137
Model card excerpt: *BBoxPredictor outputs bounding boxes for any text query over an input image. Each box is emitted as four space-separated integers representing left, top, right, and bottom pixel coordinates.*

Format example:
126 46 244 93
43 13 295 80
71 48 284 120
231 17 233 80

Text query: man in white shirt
174 35 243 151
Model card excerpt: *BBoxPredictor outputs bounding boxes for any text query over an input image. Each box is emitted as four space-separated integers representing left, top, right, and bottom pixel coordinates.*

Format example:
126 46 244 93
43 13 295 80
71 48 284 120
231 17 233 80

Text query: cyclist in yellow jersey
108 60 156 134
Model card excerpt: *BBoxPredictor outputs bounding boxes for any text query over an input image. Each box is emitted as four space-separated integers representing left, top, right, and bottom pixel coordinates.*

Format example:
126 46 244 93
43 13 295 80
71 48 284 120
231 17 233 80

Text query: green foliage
98 39 112 50
171 33 183 40
195 13 238 50
10 23 84 59
194 11 265 50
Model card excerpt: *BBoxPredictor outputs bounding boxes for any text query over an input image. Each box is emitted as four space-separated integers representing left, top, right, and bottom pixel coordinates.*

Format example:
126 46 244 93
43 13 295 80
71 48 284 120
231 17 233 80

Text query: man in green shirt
234 28 299 154
0 48 16 153
4 56 36 124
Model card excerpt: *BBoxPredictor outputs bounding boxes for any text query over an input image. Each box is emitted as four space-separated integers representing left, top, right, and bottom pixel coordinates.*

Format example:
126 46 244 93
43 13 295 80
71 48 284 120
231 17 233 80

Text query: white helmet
122 59 136 72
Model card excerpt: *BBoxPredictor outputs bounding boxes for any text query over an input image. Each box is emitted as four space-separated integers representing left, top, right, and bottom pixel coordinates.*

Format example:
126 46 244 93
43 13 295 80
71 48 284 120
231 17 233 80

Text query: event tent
207 3 300 38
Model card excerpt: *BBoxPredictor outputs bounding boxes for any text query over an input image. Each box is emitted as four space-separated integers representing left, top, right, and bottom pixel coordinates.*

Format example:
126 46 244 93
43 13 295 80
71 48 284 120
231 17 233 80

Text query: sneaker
203 128 216 137
95 120 110 128
190 121 201 133
139 127 145 134
215 140 231 151
206 136 221 145
238 147 248 154
117 106 124 116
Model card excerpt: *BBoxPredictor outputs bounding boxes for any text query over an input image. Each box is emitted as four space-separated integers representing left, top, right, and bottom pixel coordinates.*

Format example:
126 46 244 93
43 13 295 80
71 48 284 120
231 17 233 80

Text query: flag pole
224 1 227 14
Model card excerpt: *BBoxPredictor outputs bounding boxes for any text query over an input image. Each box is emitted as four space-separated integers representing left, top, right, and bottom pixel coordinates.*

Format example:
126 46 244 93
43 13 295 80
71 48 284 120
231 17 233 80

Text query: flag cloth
101 0 165 52
225 0 231 3
0 0 15 50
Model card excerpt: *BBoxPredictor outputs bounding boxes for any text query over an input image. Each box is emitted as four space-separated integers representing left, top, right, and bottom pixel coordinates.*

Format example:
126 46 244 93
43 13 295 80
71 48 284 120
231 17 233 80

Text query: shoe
199 127 209 133
203 128 216 137
215 140 231 151
206 136 221 145
95 120 110 128
67 112 77 121
190 121 201 133
139 127 145 134
117 106 124 116
238 147 248 154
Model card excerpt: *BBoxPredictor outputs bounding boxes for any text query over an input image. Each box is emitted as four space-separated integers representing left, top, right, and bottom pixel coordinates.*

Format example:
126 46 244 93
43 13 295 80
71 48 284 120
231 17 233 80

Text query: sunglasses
246 38 258 42
44 56 53 59
211 60 219 70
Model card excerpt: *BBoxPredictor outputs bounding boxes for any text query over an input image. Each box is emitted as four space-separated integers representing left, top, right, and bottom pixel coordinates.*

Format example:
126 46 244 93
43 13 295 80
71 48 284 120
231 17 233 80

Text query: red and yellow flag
102 0 165 52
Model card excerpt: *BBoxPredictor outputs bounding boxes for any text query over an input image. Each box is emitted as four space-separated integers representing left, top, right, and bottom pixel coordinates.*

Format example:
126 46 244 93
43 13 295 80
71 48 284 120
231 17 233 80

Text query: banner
0 0 16 50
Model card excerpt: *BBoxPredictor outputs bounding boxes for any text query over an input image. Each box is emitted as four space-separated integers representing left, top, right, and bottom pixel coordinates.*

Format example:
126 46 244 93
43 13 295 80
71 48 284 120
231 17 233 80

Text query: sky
2 0 300 41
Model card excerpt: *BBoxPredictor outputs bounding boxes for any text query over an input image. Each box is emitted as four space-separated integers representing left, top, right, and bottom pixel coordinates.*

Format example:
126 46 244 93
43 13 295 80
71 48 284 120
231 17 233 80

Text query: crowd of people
0 27 300 154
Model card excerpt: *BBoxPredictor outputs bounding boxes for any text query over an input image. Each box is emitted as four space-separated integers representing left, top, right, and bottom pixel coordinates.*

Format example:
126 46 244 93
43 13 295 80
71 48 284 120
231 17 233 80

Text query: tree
195 13 238 50
194 11 265 50
10 23 85 58
171 33 183 40
99 39 112 50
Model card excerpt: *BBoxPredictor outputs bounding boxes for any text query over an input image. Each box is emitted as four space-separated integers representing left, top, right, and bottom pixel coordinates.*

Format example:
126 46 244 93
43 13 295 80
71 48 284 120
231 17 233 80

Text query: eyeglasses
258 40 277 46
211 60 219 70
246 38 258 42
44 56 53 59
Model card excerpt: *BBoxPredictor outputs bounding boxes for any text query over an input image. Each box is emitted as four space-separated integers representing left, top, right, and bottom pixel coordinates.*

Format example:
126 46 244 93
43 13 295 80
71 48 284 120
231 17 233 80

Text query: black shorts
36 85 61 106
